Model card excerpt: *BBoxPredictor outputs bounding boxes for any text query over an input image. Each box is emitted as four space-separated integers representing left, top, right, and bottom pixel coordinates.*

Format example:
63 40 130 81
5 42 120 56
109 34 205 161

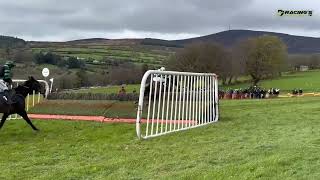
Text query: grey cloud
0 0 318 41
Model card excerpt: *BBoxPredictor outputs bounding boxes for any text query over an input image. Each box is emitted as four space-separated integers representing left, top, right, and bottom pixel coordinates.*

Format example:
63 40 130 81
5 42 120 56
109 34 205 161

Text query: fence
136 70 219 139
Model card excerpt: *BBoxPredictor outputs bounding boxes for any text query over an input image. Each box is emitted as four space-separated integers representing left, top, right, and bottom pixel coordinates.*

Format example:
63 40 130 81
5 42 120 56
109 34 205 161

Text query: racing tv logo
278 10 313 16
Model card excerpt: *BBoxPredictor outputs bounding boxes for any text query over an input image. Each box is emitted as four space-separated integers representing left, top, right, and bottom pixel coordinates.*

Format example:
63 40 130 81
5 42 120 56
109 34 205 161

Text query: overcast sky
0 0 318 41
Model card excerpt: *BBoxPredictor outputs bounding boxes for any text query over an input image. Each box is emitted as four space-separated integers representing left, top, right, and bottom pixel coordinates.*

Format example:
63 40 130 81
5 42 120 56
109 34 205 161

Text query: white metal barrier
136 70 219 139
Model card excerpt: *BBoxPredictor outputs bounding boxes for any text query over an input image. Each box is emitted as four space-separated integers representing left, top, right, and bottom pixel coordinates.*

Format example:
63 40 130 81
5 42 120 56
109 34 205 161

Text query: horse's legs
0 113 9 130
18 110 39 131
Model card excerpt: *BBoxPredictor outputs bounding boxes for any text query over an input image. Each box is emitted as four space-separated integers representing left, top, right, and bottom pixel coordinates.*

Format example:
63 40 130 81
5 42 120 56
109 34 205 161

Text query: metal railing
136 70 219 139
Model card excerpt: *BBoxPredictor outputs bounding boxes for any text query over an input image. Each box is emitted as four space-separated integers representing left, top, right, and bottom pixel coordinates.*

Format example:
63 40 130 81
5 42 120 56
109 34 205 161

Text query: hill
28 38 176 66
134 30 320 54
0 35 26 48
26 29 320 66
173 30 320 54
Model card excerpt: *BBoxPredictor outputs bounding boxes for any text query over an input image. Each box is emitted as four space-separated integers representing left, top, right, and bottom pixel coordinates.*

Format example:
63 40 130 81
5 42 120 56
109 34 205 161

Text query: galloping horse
0 76 42 131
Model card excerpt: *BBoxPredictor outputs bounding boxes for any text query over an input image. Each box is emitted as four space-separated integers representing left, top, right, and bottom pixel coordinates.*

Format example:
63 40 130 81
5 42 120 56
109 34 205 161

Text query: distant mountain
67 38 110 43
172 30 320 54
8 29 320 54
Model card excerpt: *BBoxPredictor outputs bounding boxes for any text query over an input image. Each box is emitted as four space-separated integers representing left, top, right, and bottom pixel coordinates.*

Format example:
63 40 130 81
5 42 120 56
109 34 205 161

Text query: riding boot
3 90 11 104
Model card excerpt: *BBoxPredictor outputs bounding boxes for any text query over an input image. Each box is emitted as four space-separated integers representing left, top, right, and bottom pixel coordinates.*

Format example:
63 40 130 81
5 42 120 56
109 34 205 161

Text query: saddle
0 90 16 105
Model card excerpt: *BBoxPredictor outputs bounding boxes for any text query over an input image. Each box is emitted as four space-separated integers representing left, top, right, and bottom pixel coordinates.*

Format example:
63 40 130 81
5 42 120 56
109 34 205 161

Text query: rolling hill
3 29 320 67
144 30 320 54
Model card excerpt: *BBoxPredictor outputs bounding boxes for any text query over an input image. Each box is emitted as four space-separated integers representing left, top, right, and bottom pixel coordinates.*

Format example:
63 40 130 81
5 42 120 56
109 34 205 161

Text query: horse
0 76 42 131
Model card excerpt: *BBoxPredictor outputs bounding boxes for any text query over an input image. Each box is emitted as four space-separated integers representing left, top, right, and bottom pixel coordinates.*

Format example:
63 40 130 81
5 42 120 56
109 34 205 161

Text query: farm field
223 70 320 93
69 84 140 94
67 70 320 95
31 45 173 66
2 97 320 179
29 100 138 118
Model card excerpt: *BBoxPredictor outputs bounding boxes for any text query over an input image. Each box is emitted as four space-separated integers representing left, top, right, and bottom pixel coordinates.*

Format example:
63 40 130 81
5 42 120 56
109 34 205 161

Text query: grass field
70 84 140 94
29 100 138 118
31 46 169 66
224 70 320 92
67 70 320 95
2 97 320 179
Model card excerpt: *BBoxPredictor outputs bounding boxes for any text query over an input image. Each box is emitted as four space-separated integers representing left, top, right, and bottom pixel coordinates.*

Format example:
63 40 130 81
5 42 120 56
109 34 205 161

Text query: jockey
0 61 15 103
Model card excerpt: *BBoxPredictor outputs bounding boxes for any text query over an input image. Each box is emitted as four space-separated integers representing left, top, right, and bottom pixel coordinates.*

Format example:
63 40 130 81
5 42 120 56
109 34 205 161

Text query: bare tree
237 35 287 85
166 42 233 83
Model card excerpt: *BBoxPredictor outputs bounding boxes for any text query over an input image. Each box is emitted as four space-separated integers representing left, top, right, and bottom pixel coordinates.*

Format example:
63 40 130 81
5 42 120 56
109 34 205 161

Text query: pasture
2 97 320 179
31 46 169 66
224 70 320 93
29 100 137 118
70 84 140 94
66 70 320 95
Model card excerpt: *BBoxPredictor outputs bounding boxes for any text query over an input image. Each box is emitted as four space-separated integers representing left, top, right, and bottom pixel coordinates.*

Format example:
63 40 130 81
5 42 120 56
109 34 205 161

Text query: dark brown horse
0 76 42 131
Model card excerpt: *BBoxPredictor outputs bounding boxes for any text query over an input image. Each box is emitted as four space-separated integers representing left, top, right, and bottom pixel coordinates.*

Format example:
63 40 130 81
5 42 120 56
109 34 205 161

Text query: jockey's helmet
5 61 15 68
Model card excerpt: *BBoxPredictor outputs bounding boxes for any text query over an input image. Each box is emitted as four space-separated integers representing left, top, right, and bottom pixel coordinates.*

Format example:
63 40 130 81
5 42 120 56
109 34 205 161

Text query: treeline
0 35 26 48
34 52 85 69
288 54 320 70
166 35 288 85
55 63 148 90
1 49 85 69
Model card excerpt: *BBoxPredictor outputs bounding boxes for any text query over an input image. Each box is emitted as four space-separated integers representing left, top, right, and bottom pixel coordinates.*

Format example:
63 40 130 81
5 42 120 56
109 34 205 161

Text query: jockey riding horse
0 61 15 104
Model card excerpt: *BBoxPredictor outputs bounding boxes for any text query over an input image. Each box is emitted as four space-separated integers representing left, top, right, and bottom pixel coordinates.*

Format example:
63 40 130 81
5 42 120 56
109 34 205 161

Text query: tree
34 51 61 65
240 35 287 85
5 46 11 59
142 64 149 75
76 69 90 87
309 55 320 69
67 57 85 69
166 42 233 84
13 49 34 63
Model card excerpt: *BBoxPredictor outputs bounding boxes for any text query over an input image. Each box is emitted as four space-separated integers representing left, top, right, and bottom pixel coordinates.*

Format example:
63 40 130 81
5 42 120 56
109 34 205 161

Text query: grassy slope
224 70 320 92
31 45 172 66
67 70 320 95
29 100 143 118
2 97 320 179
69 84 140 94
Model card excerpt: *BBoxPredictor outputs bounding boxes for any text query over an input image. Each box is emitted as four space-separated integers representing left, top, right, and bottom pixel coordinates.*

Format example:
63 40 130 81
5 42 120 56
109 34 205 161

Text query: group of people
219 86 280 100
292 89 303 95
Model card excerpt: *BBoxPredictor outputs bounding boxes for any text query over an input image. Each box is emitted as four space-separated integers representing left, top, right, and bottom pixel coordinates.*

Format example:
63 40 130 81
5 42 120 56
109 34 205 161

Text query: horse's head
22 76 42 94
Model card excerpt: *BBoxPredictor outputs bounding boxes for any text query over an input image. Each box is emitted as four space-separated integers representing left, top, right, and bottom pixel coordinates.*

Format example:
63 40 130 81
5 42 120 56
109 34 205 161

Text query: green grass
29 100 115 116
66 70 320 95
31 46 169 66
2 97 320 179
69 84 140 94
224 70 320 92
29 100 138 118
